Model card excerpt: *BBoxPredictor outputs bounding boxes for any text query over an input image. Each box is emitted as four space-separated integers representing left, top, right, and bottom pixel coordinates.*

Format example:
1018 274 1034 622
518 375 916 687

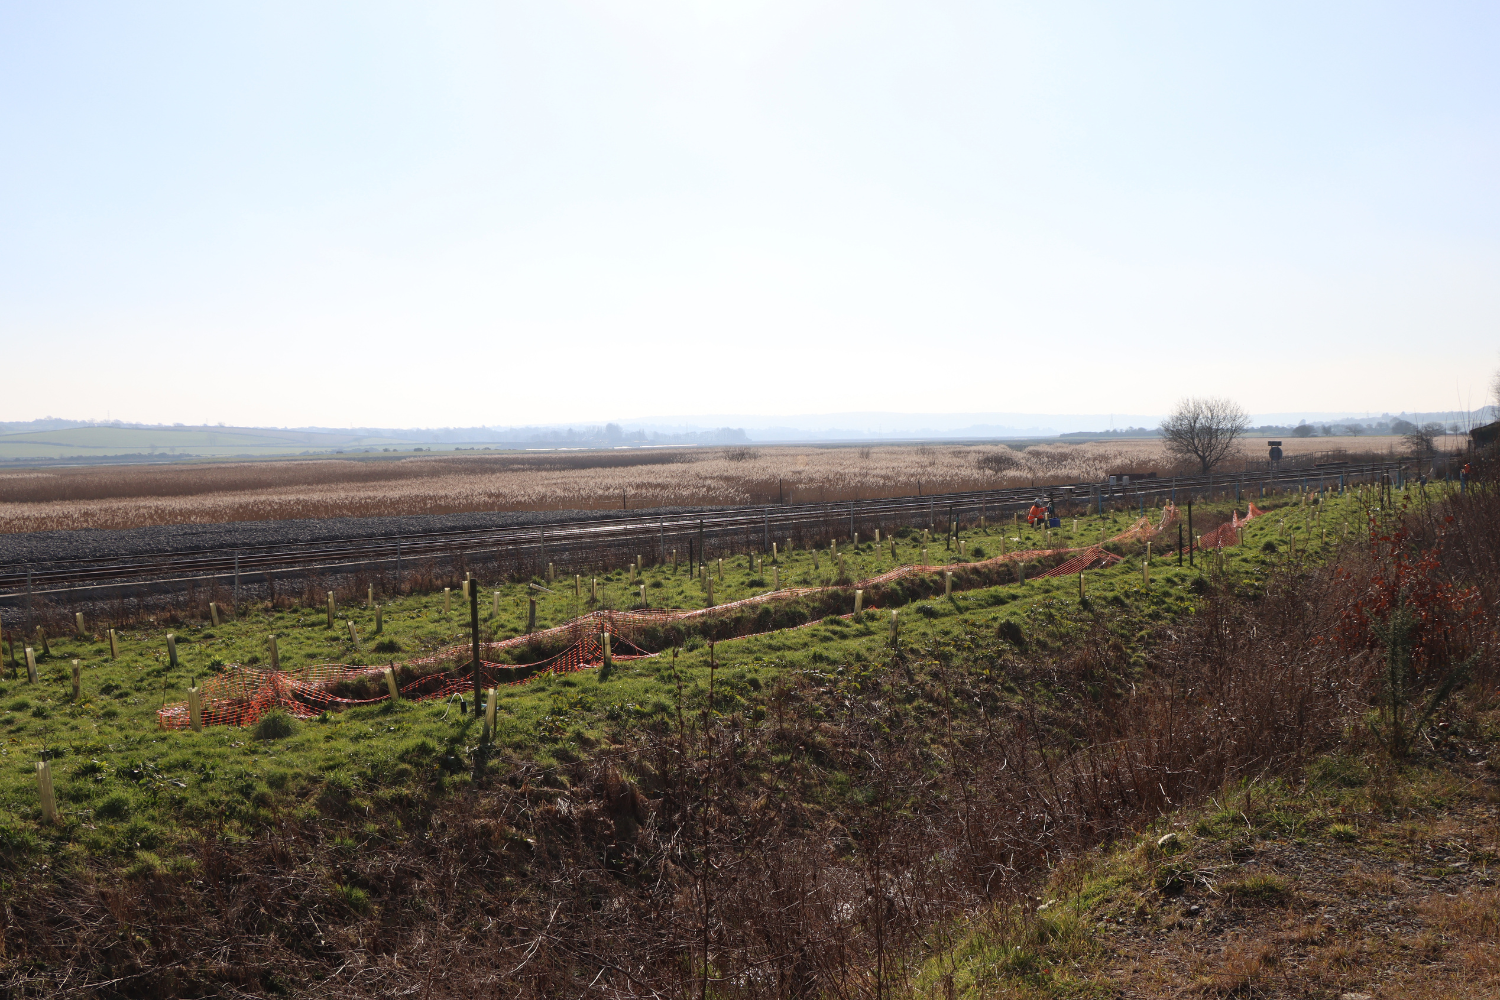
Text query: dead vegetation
0 438 1418 533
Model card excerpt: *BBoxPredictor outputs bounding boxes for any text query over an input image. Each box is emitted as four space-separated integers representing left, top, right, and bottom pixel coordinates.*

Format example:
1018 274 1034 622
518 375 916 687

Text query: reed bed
0 438 1413 533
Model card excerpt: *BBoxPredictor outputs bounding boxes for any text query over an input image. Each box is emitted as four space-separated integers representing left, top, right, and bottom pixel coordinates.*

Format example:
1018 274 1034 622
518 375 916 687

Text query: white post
602 633 612 669
188 685 202 732
854 589 864 614
71 659 81 701
209 602 220 627
76 611 86 637
639 584 646 606
268 634 279 670
25 647 37 683
773 566 780 590
485 687 497 738
368 585 375 608
548 562 555 583
944 571 952 597
36 761 58 824
327 591 336 627
384 667 400 700
575 574 581 597
444 587 451 615
348 621 359 646
706 576 714 606
493 591 501 617
1079 572 1086 600
375 604 384 633
889 609 898 647
771 542 778 563
166 633 177 669
462 579 470 601
874 529 881 544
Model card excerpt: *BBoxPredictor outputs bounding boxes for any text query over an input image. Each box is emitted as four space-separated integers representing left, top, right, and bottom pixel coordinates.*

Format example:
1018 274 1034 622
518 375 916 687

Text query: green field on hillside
0 424 415 461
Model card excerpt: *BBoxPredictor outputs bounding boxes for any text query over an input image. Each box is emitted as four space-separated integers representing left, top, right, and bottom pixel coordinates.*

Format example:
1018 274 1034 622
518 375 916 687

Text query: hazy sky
3 2 1498 428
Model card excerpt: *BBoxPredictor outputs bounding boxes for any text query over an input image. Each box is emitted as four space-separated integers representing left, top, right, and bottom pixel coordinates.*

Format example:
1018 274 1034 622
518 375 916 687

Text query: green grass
0 488 1373 866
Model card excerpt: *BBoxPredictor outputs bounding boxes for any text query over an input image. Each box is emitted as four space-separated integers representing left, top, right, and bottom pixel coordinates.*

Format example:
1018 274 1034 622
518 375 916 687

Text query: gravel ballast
0 505 730 566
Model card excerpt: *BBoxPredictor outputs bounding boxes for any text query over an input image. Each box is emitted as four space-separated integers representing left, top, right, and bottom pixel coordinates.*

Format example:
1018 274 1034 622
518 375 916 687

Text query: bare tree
1159 397 1250 474
1406 422 1444 456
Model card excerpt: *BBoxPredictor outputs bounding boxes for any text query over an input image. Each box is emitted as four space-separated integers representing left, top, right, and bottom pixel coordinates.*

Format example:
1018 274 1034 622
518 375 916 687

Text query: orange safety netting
1191 502 1265 552
158 508 1214 730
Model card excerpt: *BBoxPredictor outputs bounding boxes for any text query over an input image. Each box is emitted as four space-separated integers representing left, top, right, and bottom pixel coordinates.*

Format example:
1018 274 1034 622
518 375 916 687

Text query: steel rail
0 461 1398 598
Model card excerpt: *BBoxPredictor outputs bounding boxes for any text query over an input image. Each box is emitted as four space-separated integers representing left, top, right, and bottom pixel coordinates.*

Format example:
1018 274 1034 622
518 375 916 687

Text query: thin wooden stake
384 667 400 701
108 629 119 660
24 646 37 683
188 685 202 732
71 659 81 701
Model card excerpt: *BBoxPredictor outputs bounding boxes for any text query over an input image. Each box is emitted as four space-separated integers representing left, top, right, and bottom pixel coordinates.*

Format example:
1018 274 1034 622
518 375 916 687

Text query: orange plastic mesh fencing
1036 546 1123 578
1193 502 1265 552
159 511 1194 730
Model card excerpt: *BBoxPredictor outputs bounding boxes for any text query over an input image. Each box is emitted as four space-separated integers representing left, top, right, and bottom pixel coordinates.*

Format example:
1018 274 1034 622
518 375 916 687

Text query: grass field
0 437 1423 533
0 488 1350 863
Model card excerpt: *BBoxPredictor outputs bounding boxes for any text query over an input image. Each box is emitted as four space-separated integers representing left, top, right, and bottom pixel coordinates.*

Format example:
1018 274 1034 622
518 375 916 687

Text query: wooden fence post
527 598 536 633
71 660 81 701
209 602 220 627
108 629 118 660
37 761 58 824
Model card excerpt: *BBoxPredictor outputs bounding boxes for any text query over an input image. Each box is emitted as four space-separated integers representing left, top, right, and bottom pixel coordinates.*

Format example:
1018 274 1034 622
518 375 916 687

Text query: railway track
0 462 1399 604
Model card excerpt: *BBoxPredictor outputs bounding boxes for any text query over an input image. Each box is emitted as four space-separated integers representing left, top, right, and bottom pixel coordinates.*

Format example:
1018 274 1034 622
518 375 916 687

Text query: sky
2 1 1498 429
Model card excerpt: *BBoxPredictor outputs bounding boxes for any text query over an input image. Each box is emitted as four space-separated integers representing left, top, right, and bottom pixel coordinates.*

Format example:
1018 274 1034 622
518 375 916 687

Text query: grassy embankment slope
2 485 1492 997
1 504 1169 843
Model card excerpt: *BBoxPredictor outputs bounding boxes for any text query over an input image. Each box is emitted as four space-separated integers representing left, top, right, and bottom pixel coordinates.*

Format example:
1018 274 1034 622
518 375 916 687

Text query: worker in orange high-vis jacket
1027 500 1049 527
